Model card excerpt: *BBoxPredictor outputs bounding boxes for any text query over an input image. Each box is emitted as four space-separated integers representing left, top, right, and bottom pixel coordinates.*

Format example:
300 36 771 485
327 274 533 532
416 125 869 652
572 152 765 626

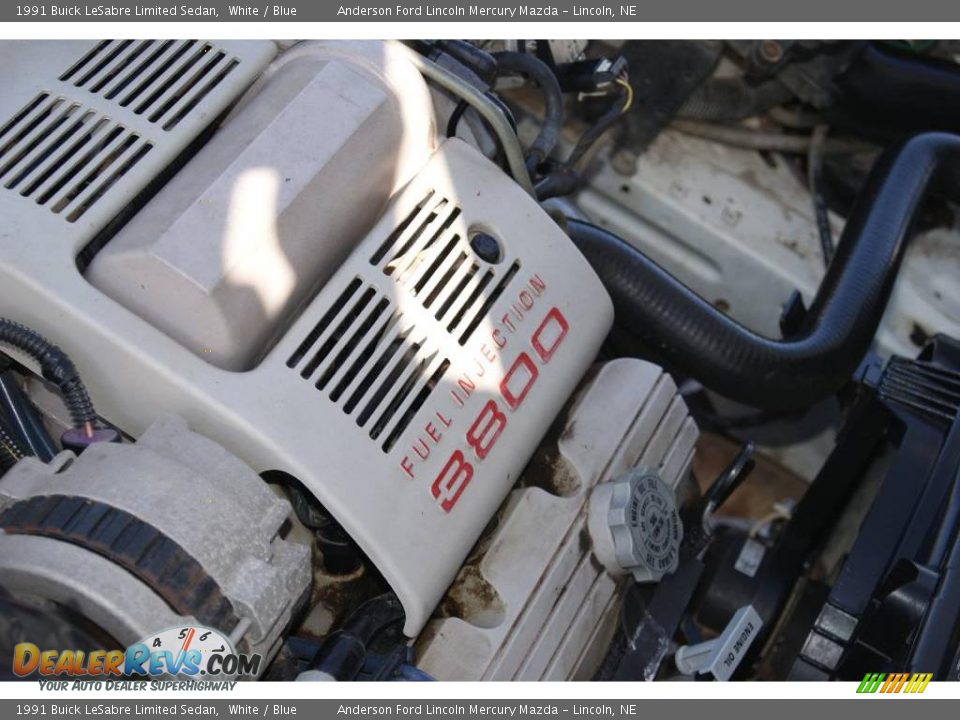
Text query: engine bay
1 38 959 683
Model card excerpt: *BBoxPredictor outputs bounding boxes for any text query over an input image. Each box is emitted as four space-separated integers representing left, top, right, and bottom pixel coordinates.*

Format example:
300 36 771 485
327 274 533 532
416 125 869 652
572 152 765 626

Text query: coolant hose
493 51 564 173
566 132 960 411
0 318 98 434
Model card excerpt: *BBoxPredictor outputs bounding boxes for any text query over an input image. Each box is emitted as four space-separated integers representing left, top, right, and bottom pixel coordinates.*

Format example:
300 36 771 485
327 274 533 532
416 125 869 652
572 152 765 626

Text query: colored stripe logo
857 672 932 694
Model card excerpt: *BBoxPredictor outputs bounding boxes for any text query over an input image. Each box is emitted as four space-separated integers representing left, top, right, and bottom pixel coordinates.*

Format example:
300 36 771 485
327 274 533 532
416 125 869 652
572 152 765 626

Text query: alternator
0 416 311 670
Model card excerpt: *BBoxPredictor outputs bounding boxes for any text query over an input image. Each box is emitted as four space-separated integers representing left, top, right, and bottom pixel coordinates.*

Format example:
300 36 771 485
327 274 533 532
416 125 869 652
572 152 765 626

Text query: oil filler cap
587 467 682 583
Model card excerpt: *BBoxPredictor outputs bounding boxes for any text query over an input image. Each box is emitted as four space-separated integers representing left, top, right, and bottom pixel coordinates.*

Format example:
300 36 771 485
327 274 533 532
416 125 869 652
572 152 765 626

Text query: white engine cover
416 359 698 679
0 112 613 633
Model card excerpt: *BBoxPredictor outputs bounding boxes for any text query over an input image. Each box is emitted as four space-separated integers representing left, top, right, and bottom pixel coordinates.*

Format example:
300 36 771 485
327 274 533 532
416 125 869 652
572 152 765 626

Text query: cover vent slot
371 190 522 346
287 279 451 453
59 40 241 131
0 93 153 223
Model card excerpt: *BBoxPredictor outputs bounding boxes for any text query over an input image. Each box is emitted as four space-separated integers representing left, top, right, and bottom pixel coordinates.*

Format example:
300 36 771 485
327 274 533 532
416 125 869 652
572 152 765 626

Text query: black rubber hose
566 132 960 411
0 319 97 433
535 84 631 201
679 76 794 122
435 40 498 86
837 43 960 137
493 51 564 174
534 167 579 201
0 371 57 462
341 593 405 643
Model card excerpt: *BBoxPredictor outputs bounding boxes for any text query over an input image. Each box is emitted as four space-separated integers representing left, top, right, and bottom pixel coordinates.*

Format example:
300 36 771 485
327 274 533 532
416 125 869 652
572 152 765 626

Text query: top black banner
6 0 960 21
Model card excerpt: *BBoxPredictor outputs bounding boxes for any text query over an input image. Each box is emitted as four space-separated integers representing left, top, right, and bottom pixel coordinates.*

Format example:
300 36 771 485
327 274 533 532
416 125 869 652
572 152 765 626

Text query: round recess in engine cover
588 467 682 583
0 415 311 673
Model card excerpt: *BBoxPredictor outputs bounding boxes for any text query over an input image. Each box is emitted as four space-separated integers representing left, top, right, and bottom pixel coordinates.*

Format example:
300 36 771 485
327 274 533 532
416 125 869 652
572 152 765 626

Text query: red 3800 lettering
431 307 569 513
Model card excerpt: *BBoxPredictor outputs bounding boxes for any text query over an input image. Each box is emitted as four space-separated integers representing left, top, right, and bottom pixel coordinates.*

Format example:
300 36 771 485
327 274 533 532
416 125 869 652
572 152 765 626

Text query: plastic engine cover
415 359 698 679
0 135 613 636
87 41 436 371
274 140 615 633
